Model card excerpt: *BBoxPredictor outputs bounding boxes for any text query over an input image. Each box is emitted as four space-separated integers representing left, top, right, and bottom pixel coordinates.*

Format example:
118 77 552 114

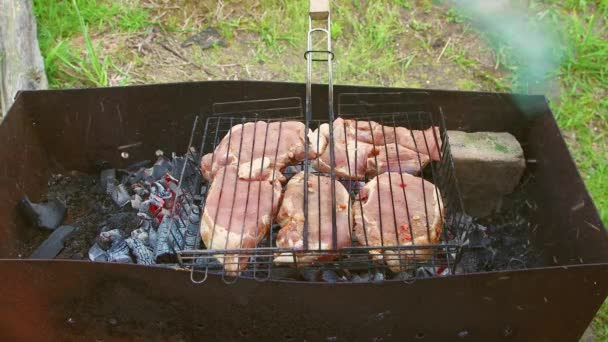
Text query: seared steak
201 121 315 182
353 172 443 272
200 165 282 275
274 172 352 264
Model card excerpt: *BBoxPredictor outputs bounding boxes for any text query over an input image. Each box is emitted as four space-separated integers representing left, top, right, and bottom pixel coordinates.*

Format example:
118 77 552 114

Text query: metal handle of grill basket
304 0 338 251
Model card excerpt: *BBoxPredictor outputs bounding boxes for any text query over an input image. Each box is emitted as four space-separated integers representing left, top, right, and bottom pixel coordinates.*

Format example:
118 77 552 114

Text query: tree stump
0 0 48 118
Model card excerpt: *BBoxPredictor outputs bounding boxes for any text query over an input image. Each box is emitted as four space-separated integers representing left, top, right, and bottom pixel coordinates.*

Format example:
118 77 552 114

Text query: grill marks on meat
200 165 282 275
274 172 352 264
311 118 441 179
353 172 444 272
201 121 314 182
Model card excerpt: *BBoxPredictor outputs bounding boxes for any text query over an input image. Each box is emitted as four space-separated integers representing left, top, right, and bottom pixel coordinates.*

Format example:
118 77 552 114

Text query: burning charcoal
106 180 131 207
100 169 116 192
88 243 108 262
19 196 67 230
107 238 132 263
30 225 76 259
138 197 164 220
126 238 155 265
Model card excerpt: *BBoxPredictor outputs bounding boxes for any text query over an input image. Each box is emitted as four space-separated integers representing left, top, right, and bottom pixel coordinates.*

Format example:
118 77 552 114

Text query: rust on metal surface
0 81 606 340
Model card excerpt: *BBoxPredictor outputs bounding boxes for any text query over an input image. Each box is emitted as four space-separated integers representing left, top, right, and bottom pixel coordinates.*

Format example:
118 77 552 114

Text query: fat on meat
274 172 352 264
201 121 315 182
200 165 282 275
352 172 443 272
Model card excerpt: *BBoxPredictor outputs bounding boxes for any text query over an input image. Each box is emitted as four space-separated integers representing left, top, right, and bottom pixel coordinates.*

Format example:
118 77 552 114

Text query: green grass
33 0 150 87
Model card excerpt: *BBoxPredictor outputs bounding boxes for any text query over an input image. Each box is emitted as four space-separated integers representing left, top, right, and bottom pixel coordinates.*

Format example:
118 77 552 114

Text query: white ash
88 151 202 266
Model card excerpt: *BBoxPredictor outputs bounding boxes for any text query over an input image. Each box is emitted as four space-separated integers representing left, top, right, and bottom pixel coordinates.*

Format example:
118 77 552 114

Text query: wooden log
0 0 48 117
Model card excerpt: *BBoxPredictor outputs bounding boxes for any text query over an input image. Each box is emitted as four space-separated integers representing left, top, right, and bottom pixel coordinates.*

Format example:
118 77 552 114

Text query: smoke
450 0 564 96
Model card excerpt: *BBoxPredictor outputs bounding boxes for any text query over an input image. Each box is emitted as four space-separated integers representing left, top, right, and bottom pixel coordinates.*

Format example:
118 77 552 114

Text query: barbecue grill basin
0 81 606 341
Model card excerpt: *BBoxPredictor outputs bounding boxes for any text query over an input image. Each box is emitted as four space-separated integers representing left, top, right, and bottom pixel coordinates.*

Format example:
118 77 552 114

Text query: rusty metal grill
167 98 469 283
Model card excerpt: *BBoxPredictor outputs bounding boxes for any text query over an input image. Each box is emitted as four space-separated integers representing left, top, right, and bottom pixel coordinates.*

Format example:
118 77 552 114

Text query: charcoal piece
373 272 385 283
130 227 150 244
415 267 436 278
131 194 143 210
126 238 155 265
144 221 158 250
322 270 341 283
154 216 183 263
107 238 133 263
106 180 131 207
98 228 125 250
151 157 172 180
19 196 67 230
299 269 321 282
88 243 108 262
351 272 371 283
128 169 146 185
30 225 76 259
152 164 169 180
100 169 116 192
183 219 200 250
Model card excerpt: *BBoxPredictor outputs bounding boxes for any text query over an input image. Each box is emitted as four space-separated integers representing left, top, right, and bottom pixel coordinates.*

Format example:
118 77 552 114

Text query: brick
448 131 525 217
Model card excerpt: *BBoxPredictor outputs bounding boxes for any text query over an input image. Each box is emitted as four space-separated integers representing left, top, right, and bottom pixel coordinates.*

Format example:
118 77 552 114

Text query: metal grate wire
170 103 469 284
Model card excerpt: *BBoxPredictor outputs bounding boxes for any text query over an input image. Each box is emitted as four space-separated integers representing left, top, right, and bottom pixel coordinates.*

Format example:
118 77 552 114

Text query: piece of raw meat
352 172 444 272
311 118 376 179
371 125 442 161
201 121 315 182
274 171 352 264
366 142 431 178
200 165 282 275
311 118 438 179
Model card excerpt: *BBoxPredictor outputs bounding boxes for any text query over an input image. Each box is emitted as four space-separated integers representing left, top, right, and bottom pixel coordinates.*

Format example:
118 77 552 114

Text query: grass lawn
31 0 608 338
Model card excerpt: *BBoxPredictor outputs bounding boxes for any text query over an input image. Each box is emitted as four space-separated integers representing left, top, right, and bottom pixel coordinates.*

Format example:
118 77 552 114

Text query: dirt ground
92 0 506 92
